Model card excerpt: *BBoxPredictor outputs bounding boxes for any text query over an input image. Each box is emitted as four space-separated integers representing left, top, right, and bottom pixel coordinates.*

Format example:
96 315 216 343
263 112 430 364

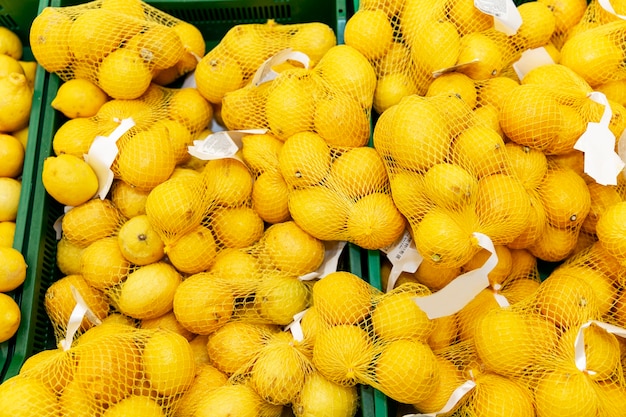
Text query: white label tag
59 286 102 351
299 240 347 281
474 0 522 35
251 48 311 86
413 233 497 319
404 380 477 417
598 0 626 19
284 309 308 342
53 214 64 240
380 229 423 292
84 117 135 200
513 47 555 81
188 129 267 160
574 320 626 374
574 92 625 186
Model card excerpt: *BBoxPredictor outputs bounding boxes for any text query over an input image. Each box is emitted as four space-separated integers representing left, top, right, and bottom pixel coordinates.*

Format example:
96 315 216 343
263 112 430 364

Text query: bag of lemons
29 0 205 99
221 44 375 147
374 93 534 268
0 323 195 417
194 19 337 106
342 0 558 113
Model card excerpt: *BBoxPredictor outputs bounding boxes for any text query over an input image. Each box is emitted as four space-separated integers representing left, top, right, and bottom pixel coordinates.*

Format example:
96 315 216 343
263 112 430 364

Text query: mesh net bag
374 93 535 268
343 0 560 114
561 19 626 88
220 44 375 147
280 135 406 250
29 0 204 99
61 198 126 248
194 20 337 106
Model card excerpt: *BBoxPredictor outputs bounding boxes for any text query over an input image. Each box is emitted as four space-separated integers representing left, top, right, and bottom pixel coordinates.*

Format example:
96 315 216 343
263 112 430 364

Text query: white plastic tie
187 129 267 160
474 0 522 35
574 92 625 185
299 240 347 281
380 229 423 292
284 309 308 342
413 232 497 319
59 286 102 351
574 320 626 374
403 380 477 417
251 48 311 86
513 47 555 81
84 117 135 199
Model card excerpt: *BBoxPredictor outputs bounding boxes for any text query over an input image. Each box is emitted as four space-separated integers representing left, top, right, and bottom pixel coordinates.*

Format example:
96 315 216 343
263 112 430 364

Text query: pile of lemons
0 26 34 345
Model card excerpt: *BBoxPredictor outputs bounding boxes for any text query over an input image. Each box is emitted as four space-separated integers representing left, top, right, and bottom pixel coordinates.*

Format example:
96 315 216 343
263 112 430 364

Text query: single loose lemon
51 78 108 119
42 154 98 207
0 293 20 343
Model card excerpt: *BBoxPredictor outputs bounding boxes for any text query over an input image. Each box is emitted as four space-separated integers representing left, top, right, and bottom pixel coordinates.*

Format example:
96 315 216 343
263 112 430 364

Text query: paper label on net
574 320 626 374
574 92 625 186
188 129 267 160
84 117 135 200
474 0 522 35
404 379 476 417
432 58 479 78
413 232 497 319
59 285 103 351
598 0 626 19
513 47 555 81
284 309 309 342
380 229 423 292
251 48 311 86
299 240 348 281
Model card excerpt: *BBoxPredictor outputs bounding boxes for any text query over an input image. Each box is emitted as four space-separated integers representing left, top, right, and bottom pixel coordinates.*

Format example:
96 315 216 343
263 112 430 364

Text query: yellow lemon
29 7 73 72
343 9 394 60
346 192 406 250
312 271 372 325
125 24 184 71
287 185 350 241
210 206 264 249
195 53 244 104
0 133 24 178
98 48 152 99
117 214 165 265
0 177 21 222
80 236 131 291
456 32 503 80
61 198 124 248
110 179 149 219
202 158 253 208
0 221 16 248
42 154 98 207
293 371 358 417
279 131 331 188
51 78 109 119
0 375 60 416
166 225 218 275
102 395 165 417
0 293 20 343
263 221 325 275
534 369 599 417
329 147 388 200
252 171 291 224
52 117 101 158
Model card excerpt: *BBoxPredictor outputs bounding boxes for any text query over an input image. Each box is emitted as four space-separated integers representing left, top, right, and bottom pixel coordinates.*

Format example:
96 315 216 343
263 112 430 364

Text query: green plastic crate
0 0 48 382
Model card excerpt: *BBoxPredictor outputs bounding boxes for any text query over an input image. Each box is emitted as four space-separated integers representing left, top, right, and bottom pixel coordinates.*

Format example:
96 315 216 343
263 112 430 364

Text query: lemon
42 154 98 207
0 177 21 222
19 348 73 394
117 214 165 265
252 171 291 224
101 0 146 19
257 274 310 325
171 21 206 76
110 179 149 219
450 124 507 178
422 163 478 210
0 72 32 132
534 369 599 417
596 201 626 265
288 22 336 65
166 224 218 275
0 293 20 343
293 371 358 417
194 384 261 417
279 131 331 188
312 324 373 386
456 32 503 80
195 54 245 104
373 339 439 404
513 1 557 49
0 54 23 80
11 125 29 150
51 78 108 119
329 147 388 200
344 9 394 61
0 133 24 178
44 274 110 334
116 125 176 191
202 158 254 208
142 329 196 396
470 372 534 417
410 19 460 76
52 117 101 158
0 375 60 416
210 248 261 295
288 185 350 241
313 93 370 148
0 246 26 292
141 310 194 342
125 25 184 71
0 221 15 248
346 192 406 250
102 395 165 417
188 335 212 369
265 68 318 140
241 133 283 175
167 87 213 135
61 198 124 248
373 71 420 114
210 206 264 249
98 48 152 99
312 271 372 325
206 321 270 375
54 237 84 276
115 262 182 320
538 166 591 228
175 364 228 417
173 272 235 335
413 356 464 413
426 72 477 109
0 27 22 59
263 221 325 276
29 7 73 73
